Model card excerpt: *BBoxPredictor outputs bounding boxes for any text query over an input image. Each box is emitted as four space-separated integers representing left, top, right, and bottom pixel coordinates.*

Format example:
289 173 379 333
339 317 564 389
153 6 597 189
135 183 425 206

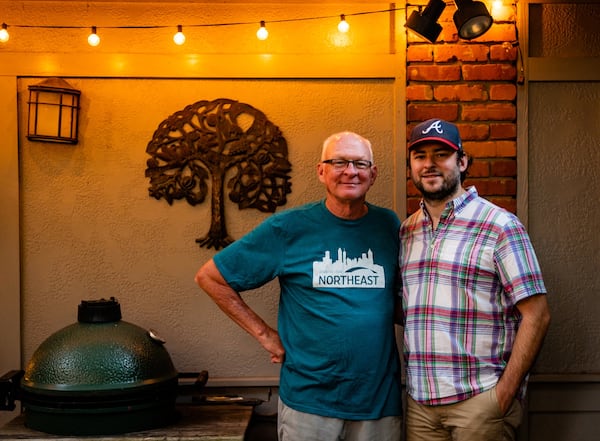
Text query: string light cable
0 7 406 45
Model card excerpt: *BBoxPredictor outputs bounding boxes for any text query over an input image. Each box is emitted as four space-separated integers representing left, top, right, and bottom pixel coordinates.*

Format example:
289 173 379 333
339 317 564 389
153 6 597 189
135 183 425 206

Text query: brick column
405 3 519 215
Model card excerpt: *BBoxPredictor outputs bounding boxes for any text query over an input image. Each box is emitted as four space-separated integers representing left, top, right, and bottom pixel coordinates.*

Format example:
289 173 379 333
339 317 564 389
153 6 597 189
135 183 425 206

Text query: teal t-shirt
213 200 402 419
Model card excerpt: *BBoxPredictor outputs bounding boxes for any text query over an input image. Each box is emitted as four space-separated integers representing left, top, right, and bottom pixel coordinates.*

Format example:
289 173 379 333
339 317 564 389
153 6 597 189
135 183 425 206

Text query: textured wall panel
18 77 396 379
528 82 600 373
529 3 600 57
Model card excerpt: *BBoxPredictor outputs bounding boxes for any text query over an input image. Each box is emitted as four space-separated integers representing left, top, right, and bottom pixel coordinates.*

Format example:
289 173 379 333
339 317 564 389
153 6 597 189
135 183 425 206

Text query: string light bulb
87 26 100 46
0 23 9 43
337 14 350 33
256 21 268 40
173 25 186 45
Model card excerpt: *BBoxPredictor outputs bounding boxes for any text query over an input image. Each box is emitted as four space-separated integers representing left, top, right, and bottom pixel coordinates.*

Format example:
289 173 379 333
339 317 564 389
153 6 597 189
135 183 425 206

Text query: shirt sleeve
494 218 547 303
213 216 286 292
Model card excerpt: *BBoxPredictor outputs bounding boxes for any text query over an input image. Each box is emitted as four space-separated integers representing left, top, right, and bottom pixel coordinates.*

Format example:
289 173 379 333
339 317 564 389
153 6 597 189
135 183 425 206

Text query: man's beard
413 169 461 202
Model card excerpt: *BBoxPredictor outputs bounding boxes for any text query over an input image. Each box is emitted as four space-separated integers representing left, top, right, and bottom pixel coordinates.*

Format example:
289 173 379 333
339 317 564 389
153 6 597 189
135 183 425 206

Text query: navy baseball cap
408 119 462 151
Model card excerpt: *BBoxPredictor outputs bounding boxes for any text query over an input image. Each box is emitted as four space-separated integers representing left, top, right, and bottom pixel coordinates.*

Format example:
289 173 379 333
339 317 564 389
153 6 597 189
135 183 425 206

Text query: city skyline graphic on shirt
312 248 385 288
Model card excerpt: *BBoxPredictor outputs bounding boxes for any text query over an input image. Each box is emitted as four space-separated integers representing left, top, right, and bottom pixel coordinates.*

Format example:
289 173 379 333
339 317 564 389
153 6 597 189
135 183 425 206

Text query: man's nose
343 161 359 172
422 154 436 166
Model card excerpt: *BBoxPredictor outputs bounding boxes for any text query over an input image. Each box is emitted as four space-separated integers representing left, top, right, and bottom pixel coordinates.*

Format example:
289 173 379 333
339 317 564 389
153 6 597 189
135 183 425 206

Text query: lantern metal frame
27 77 81 145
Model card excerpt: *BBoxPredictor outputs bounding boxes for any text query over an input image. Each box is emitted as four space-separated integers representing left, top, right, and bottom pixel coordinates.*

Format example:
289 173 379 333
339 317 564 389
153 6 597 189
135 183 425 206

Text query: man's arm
194 259 285 363
495 294 551 413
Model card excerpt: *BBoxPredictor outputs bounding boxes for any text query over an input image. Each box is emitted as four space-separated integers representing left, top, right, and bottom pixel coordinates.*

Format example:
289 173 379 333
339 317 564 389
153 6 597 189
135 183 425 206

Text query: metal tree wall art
145 98 292 250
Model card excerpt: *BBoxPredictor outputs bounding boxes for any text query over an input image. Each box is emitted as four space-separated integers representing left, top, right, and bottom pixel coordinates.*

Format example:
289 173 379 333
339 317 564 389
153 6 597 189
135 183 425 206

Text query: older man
195 131 402 441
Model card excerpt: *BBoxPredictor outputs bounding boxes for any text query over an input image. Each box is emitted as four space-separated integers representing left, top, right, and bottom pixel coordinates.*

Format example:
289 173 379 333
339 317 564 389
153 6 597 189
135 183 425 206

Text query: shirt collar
453 186 478 213
418 186 478 220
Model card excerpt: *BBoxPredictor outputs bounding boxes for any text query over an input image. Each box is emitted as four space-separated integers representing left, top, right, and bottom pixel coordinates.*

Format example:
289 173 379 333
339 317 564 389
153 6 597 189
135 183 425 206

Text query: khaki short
406 387 522 441
278 398 402 441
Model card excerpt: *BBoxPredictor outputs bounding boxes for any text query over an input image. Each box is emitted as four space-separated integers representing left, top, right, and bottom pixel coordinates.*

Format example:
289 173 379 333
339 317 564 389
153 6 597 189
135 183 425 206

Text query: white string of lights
0 7 403 46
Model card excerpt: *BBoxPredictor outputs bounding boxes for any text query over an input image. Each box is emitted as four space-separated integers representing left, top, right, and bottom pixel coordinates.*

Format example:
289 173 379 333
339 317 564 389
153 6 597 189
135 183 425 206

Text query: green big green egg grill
10 298 186 435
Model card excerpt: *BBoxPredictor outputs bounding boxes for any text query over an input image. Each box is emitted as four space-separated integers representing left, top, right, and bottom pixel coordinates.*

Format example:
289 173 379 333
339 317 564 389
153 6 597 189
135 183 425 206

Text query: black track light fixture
405 0 446 43
453 0 493 40
406 0 493 43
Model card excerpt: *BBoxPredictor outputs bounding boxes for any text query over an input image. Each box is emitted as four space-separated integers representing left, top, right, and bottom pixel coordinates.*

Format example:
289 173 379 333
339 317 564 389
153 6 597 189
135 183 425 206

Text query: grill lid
21 297 178 393
17 297 180 435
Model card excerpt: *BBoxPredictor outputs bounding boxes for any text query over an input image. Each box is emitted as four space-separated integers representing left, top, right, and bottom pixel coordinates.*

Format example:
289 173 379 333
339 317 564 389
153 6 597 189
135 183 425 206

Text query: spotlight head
405 0 446 43
453 0 493 40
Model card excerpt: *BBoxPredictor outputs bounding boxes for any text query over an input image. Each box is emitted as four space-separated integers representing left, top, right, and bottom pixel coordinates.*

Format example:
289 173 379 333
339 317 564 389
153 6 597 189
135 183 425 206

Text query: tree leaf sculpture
145 98 292 250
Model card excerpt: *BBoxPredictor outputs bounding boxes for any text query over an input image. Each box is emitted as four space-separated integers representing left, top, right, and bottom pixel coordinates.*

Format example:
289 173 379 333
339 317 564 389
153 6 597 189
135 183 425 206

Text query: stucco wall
17 77 398 378
527 81 600 373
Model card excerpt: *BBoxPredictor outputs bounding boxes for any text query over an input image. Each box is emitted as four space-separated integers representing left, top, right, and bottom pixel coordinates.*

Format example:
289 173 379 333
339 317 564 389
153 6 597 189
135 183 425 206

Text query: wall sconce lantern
27 77 81 144
406 0 493 43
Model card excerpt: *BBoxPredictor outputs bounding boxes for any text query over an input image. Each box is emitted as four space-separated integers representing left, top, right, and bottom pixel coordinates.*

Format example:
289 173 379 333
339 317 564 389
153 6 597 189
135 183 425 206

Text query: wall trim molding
0 53 402 79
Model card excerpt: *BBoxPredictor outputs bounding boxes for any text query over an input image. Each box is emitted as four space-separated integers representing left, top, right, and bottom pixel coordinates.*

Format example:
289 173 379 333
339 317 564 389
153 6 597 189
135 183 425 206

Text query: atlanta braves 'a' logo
421 120 444 135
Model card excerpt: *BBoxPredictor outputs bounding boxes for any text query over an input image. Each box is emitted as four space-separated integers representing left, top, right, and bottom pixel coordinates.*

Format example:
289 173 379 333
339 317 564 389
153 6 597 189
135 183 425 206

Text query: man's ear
370 165 379 184
458 153 469 172
317 163 326 183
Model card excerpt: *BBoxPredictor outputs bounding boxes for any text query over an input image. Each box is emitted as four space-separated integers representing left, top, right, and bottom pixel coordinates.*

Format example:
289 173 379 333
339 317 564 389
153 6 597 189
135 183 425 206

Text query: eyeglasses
322 159 373 170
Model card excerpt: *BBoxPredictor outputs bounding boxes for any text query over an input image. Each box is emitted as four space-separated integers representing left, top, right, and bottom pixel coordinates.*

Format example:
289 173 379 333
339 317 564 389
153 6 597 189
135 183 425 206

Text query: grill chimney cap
78 297 122 323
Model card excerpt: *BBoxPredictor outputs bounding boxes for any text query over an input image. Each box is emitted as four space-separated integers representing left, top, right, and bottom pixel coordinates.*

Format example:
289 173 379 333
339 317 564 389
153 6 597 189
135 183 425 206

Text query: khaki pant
406 387 522 441
278 398 402 441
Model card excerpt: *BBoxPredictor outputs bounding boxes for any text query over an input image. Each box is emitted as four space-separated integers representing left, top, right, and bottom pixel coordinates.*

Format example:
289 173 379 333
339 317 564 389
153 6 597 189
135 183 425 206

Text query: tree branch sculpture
145 98 292 250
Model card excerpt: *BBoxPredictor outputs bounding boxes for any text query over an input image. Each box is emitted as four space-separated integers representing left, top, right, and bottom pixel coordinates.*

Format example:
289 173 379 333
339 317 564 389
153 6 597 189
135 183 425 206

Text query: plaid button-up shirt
400 187 546 405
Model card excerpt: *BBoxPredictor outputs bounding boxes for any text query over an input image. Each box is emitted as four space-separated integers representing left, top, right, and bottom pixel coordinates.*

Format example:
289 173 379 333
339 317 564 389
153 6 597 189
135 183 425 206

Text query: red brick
462 103 516 121
490 43 519 61
434 84 488 102
470 178 517 196
434 44 489 62
407 85 434 101
467 160 490 178
459 123 490 141
491 159 517 177
496 141 517 157
464 141 498 157
407 45 434 62
408 65 461 81
472 23 517 43
462 64 517 81
490 123 517 139
407 104 459 122
465 140 516 158
490 84 517 100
